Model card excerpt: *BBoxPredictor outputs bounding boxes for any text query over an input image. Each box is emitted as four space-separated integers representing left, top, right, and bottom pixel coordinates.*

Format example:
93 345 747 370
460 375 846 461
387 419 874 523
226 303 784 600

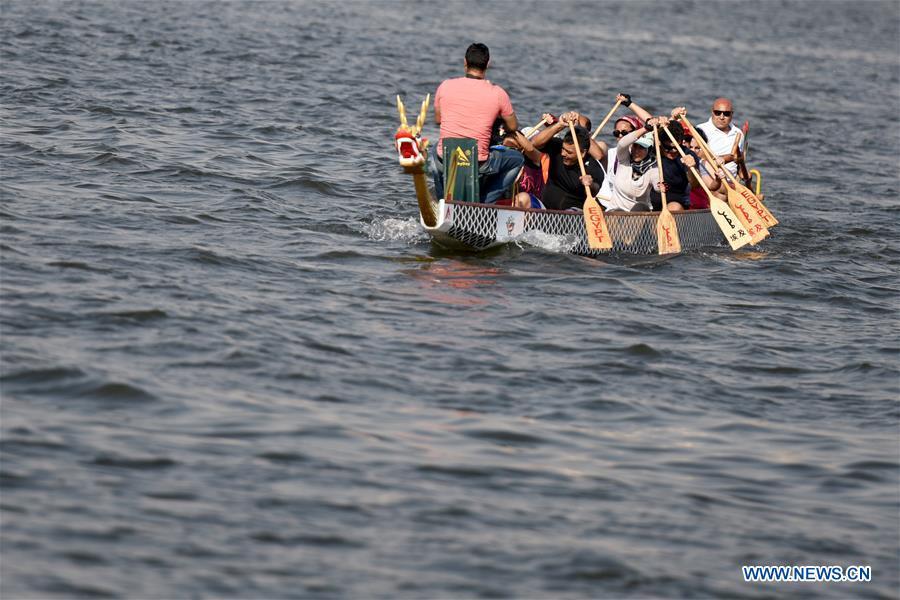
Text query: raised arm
617 116 663 152
512 130 543 164
617 125 644 160
531 112 569 149
618 93 652 124
589 139 608 162
696 157 724 192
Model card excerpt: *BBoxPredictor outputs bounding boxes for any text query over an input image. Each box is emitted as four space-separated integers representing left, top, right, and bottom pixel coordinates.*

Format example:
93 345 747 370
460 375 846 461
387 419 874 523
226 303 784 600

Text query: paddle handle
729 129 750 182
735 121 751 181
524 117 548 140
662 125 716 200
652 125 668 209
591 100 623 140
730 134 742 159
568 121 594 200
445 152 460 201
682 115 777 226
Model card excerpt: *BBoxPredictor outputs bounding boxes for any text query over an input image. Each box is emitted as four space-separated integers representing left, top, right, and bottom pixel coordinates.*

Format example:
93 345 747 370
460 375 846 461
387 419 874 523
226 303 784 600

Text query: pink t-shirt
435 77 514 162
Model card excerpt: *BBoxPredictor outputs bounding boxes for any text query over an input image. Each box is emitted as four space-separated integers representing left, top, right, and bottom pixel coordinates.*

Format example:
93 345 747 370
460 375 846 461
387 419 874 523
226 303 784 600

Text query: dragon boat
394 95 769 257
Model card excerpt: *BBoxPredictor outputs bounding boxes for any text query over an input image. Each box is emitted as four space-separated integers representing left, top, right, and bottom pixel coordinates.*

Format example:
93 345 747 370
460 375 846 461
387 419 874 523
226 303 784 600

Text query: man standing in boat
431 43 524 204
696 98 744 179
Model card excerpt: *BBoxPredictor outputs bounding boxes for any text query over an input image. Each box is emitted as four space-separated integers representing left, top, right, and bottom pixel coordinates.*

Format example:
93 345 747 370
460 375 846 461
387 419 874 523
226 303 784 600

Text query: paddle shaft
568 122 595 201
591 100 623 140
680 115 741 188
652 125 668 208
735 121 751 182
572 120 612 250
662 125 717 200
681 115 777 230
662 124 751 249
652 123 681 254
729 132 742 159
728 123 747 166
525 117 549 140
444 152 460 201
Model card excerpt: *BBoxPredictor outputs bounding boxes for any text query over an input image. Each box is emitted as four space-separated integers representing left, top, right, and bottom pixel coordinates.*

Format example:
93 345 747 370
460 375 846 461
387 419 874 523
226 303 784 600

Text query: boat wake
363 217 430 243
514 230 579 254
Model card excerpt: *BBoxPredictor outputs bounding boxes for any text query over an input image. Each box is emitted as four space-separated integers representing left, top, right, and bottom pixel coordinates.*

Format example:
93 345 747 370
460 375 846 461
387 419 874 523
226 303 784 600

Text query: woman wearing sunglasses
597 93 653 201
597 115 674 212
696 98 744 178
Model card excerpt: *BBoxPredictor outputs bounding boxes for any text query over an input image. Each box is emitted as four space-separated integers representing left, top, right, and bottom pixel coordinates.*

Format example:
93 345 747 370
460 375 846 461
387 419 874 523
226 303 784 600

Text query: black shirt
650 148 699 210
540 138 605 211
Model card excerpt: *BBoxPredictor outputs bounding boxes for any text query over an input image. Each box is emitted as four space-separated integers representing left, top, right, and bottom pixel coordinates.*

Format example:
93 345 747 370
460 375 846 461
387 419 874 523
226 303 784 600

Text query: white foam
515 230 579 254
363 217 429 243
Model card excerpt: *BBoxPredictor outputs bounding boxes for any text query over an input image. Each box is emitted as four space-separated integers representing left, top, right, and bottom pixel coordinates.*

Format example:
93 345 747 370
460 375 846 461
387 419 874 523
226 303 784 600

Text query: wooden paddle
681 119 768 244
680 115 778 228
444 151 460 201
681 117 777 235
652 124 681 255
734 120 752 184
569 121 612 250
591 100 623 140
661 125 752 250
524 117 549 140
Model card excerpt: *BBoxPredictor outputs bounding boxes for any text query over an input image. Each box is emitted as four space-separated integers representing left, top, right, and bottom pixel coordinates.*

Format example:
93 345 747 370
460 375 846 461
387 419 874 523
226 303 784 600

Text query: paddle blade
583 197 612 250
732 181 779 228
656 208 681 255
726 184 770 245
709 196 753 250
755 198 778 227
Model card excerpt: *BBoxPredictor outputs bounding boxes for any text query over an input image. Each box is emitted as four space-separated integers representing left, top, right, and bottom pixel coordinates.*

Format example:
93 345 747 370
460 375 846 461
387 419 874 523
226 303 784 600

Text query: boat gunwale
442 198 713 218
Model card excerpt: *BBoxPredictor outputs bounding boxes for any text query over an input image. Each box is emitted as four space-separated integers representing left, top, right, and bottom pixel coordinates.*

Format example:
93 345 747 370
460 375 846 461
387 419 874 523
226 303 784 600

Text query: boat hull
421 197 726 256
392 104 728 257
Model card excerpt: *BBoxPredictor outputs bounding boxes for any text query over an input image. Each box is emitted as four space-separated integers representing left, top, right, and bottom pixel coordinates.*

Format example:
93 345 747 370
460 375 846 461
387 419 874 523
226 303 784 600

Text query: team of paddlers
430 42 756 215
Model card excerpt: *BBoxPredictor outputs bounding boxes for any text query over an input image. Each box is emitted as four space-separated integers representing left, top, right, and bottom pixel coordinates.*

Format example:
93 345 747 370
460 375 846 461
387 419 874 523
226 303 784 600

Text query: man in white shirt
696 98 744 178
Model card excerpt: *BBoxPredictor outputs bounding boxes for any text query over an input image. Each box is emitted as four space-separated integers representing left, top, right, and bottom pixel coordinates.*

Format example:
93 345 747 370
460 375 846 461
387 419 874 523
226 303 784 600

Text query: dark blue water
2 1 898 598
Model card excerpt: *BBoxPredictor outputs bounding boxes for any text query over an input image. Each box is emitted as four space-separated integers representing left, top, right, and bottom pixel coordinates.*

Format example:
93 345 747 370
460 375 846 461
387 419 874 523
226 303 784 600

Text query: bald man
696 98 744 178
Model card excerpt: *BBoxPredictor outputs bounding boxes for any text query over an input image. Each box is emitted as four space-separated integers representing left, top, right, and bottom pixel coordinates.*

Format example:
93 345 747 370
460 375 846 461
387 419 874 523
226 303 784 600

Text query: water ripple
0 1 897 599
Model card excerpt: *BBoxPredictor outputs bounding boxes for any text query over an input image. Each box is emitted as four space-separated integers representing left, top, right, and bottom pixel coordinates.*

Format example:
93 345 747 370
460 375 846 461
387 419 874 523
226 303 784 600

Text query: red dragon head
395 94 430 173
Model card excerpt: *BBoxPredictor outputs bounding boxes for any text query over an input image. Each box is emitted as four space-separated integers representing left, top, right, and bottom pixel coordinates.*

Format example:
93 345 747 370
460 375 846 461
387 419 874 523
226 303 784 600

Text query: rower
530 112 605 211
695 98 744 179
600 116 667 212
498 129 545 209
596 93 653 201
649 110 699 213
682 126 725 209
430 43 524 204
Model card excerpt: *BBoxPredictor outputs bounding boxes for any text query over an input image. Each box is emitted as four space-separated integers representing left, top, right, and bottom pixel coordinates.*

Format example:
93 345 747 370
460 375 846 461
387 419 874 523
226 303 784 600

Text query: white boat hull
421 198 726 256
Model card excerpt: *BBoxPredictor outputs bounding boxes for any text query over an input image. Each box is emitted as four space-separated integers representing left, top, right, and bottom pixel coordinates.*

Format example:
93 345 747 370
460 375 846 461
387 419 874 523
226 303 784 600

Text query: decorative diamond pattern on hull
429 200 725 256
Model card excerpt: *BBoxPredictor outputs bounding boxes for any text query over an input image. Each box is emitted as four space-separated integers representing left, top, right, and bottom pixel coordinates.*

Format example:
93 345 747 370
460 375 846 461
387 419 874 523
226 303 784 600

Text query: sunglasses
612 129 632 138
662 145 677 152
713 110 733 117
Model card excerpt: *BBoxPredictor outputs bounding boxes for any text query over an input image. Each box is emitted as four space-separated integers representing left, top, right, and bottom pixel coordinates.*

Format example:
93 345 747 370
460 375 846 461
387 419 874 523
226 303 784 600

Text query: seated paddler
530 112 605 211
431 42 524 204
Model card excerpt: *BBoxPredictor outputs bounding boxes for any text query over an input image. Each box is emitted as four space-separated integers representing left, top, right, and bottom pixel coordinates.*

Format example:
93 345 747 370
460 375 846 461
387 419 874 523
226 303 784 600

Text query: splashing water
515 230 580 254
361 217 429 243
